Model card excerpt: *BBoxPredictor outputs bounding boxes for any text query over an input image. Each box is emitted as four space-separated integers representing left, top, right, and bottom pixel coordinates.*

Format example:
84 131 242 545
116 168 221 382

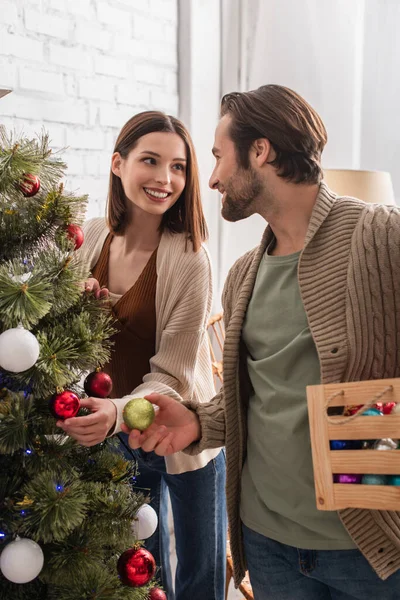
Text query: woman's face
112 131 187 220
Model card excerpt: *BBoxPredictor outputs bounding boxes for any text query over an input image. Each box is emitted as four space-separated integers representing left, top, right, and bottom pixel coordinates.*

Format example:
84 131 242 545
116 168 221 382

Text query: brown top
92 233 157 399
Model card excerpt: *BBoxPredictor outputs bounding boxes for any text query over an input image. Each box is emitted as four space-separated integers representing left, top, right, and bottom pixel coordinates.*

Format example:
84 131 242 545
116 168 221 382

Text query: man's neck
263 182 320 256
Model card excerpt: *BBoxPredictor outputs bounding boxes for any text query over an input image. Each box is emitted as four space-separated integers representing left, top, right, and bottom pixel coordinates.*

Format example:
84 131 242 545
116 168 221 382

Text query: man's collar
304 181 337 247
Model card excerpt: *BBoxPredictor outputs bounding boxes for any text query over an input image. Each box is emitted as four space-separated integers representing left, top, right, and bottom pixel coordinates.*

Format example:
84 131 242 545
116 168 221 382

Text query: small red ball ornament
84 370 113 398
382 402 396 415
19 174 41 197
66 224 84 250
117 547 156 587
344 404 363 416
49 390 80 420
149 587 167 600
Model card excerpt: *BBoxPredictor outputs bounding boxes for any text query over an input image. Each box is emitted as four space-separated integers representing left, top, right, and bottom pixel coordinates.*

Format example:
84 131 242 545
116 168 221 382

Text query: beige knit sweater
78 217 220 474
185 182 400 586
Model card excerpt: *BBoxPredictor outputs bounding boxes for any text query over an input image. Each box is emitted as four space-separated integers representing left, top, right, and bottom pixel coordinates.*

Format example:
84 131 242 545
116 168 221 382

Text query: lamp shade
0 88 12 99
323 169 395 205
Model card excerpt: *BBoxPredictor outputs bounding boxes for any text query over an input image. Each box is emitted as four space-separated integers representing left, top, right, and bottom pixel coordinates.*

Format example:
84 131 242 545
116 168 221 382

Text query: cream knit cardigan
78 217 220 475
184 183 400 586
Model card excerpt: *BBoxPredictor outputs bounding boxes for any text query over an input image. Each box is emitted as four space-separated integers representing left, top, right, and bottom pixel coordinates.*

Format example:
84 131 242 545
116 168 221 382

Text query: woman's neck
117 213 162 254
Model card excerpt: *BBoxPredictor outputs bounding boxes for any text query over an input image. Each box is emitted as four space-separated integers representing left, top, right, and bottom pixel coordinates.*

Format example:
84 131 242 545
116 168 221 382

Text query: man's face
209 115 263 222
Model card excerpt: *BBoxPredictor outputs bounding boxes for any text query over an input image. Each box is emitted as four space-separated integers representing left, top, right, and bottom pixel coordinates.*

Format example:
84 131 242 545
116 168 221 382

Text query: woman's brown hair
107 111 207 251
220 85 328 184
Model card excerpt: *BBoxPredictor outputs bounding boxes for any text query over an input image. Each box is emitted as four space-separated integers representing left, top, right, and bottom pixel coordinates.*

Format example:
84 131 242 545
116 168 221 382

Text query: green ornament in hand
123 398 155 431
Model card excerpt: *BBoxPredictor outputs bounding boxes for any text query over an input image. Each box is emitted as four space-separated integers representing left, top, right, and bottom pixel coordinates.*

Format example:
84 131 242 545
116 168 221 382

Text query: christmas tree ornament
361 440 375 449
344 404 363 416
117 547 156 587
149 587 167 600
0 326 40 372
123 397 155 431
66 224 84 250
49 389 80 420
330 440 359 450
382 402 397 414
333 474 362 484
330 440 363 450
362 408 383 416
373 438 398 451
132 503 158 540
393 403 400 415
0 536 44 583
388 476 400 486
84 370 113 398
361 474 388 485
19 173 41 197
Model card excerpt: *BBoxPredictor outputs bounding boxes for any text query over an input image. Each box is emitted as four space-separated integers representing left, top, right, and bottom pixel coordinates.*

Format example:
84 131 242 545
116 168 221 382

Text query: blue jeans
118 433 227 600
242 523 400 599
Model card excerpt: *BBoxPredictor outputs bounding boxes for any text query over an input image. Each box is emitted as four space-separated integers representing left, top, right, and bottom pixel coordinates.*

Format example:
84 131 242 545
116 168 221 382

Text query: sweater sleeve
181 247 260 453
180 261 241 454
109 243 218 433
74 217 109 276
348 204 400 380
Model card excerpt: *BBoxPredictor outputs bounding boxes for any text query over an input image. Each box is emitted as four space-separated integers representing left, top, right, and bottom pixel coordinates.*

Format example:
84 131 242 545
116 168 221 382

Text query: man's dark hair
220 84 328 184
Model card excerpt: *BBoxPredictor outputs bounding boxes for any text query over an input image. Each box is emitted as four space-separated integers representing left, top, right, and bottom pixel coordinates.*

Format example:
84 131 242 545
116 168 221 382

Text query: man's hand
121 393 201 456
84 278 109 299
57 397 117 446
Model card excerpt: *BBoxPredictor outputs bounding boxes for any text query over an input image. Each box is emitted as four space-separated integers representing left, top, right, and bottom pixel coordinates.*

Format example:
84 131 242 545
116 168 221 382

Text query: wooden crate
307 379 400 511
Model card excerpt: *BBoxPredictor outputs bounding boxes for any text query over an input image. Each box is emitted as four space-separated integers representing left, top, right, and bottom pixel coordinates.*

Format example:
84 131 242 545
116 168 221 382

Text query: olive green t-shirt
240 248 355 549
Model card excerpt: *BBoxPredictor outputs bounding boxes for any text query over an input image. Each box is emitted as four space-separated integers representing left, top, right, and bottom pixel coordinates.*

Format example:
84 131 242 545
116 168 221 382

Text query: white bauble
393 403 400 415
0 537 44 583
0 326 40 372
132 503 158 540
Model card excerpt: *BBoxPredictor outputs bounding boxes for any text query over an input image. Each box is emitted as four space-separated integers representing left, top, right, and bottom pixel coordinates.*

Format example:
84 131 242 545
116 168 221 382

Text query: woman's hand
84 278 109 299
57 397 117 446
122 393 201 456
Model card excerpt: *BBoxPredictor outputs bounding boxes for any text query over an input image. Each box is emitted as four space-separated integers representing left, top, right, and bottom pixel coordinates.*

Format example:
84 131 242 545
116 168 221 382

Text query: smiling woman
59 111 227 600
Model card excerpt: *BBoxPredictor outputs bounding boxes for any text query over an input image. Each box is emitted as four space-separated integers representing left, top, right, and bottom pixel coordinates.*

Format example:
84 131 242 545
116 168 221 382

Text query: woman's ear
111 152 122 177
252 138 272 167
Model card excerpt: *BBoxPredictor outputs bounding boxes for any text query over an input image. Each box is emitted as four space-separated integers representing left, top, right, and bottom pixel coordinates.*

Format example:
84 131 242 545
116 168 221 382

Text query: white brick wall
0 0 179 218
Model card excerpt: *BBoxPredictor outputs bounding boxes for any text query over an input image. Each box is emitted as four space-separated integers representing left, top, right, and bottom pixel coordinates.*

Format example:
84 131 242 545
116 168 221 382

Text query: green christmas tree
0 125 162 599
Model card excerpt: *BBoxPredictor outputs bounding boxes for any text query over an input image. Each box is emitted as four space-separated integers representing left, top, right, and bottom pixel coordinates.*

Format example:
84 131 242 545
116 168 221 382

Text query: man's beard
221 166 263 222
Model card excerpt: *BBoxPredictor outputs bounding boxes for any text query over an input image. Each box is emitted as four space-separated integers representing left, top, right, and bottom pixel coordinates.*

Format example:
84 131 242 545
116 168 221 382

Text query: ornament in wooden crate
307 378 400 511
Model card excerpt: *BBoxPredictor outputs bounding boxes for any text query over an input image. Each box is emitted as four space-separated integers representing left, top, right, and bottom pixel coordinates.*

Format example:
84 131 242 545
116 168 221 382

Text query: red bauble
382 402 396 415
66 224 84 250
49 390 80 420
84 370 113 398
149 587 167 600
117 547 156 587
19 174 41 197
344 404 362 416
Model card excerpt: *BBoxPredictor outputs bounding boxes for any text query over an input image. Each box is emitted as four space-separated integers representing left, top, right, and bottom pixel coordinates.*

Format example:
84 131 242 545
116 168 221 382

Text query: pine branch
0 391 35 454
0 573 47 600
0 126 65 193
16 470 88 543
0 263 53 329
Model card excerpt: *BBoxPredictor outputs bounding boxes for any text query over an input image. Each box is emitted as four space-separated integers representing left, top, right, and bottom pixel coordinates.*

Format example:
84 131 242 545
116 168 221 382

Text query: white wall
360 0 400 201
178 0 222 301
0 0 178 217
211 0 400 303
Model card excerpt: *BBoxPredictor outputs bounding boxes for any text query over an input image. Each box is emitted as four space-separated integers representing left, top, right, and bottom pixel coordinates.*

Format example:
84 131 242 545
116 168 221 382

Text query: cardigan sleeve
109 244 218 433
182 247 260 453
347 204 400 380
74 218 109 276
180 260 242 453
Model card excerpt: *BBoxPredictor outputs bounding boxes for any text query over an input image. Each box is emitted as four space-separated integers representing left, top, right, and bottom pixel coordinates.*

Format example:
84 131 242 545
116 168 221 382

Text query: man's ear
111 152 122 177
252 138 272 167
